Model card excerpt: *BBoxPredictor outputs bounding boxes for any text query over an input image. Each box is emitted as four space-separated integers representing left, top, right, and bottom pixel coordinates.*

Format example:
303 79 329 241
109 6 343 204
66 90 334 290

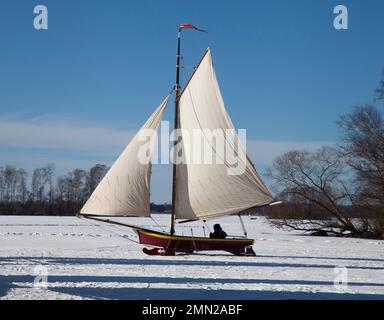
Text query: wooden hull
136 228 256 256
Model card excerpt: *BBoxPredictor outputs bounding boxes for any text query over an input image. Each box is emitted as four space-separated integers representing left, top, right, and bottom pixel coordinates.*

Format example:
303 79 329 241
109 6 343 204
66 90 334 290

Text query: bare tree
2 166 18 203
0 166 29 214
338 105 384 238
0 167 4 202
16 168 28 203
56 176 69 202
32 168 45 202
70 169 87 204
266 147 374 237
30 164 56 213
338 106 384 204
375 70 384 102
43 164 55 205
56 169 87 213
85 164 108 197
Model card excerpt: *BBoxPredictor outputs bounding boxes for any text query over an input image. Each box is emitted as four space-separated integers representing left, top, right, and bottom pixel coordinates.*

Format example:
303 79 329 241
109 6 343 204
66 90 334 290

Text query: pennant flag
180 23 207 33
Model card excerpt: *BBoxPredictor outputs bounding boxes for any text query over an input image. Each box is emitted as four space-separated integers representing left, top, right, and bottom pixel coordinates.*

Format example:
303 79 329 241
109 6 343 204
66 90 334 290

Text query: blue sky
0 0 384 202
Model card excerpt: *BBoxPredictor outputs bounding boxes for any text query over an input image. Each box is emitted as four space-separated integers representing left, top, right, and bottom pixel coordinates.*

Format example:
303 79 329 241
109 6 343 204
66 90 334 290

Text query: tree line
265 72 384 239
0 164 108 215
0 163 172 216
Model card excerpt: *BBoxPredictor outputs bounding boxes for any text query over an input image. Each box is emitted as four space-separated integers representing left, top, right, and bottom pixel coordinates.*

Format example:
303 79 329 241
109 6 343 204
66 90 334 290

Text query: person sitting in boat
210 224 227 239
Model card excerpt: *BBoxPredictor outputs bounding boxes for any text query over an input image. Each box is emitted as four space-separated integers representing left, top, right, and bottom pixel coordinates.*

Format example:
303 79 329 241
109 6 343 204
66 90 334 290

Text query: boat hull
136 228 256 256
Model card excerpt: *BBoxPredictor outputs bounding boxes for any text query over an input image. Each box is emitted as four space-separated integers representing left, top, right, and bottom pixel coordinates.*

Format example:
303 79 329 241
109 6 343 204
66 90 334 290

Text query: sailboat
78 24 275 256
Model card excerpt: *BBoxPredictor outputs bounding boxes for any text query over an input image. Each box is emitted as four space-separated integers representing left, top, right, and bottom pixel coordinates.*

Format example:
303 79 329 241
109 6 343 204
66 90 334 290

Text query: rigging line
181 64 197 70
203 219 211 233
168 85 176 96
99 220 140 239
82 215 162 250
81 216 139 244
190 228 197 251
78 215 139 245
238 214 248 238
128 94 169 135
150 216 165 232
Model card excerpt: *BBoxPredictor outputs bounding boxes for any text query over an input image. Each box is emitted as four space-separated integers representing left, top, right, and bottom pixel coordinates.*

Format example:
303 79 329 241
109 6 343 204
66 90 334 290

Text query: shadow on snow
1 256 383 270
1 255 383 300
1 273 384 300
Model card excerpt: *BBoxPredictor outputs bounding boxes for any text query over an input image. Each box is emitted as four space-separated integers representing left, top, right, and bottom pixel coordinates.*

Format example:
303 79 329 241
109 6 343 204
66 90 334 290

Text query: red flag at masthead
179 23 207 32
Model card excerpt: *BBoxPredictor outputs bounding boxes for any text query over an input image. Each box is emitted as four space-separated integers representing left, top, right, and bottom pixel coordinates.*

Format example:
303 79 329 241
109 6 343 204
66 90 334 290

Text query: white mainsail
174 49 273 220
80 95 170 216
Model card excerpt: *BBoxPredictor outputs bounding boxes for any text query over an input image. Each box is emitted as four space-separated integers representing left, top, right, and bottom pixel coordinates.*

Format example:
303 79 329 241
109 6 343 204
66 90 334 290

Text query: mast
170 27 181 235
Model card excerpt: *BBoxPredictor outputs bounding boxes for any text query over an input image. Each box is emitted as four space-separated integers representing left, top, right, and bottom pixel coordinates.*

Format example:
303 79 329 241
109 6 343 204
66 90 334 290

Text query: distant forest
0 163 171 215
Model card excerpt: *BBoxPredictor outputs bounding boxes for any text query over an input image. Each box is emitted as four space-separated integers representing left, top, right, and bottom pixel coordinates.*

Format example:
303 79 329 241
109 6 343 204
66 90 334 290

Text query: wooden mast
170 27 182 235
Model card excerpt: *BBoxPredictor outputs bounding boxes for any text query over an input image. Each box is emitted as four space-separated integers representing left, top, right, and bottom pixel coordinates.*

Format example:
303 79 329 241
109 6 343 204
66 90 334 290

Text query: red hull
136 228 255 256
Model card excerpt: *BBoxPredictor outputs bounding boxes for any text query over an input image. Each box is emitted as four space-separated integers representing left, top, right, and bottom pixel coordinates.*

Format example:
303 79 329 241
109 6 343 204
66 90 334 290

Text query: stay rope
150 216 166 233
238 214 248 238
78 215 140 245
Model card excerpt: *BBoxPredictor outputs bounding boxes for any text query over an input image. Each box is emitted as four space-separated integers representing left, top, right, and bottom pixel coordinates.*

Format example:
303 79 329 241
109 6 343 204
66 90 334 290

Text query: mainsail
174 49 273 220
80 95 170 216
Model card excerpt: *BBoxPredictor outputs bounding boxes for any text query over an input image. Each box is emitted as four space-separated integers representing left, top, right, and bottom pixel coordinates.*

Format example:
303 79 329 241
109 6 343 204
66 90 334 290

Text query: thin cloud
247 139 336 165
0 115 134 153
0 114 335 169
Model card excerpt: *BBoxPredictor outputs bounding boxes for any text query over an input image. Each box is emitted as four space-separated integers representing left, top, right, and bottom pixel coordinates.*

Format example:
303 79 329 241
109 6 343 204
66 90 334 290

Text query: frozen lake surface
0 215 383 300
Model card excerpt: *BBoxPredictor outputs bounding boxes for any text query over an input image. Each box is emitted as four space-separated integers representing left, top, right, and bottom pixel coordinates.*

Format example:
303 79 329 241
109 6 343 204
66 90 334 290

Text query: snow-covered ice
0 215 383 300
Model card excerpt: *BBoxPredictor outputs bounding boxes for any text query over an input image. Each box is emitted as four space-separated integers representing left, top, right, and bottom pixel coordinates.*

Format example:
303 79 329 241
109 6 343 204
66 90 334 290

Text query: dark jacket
209 229 227 239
